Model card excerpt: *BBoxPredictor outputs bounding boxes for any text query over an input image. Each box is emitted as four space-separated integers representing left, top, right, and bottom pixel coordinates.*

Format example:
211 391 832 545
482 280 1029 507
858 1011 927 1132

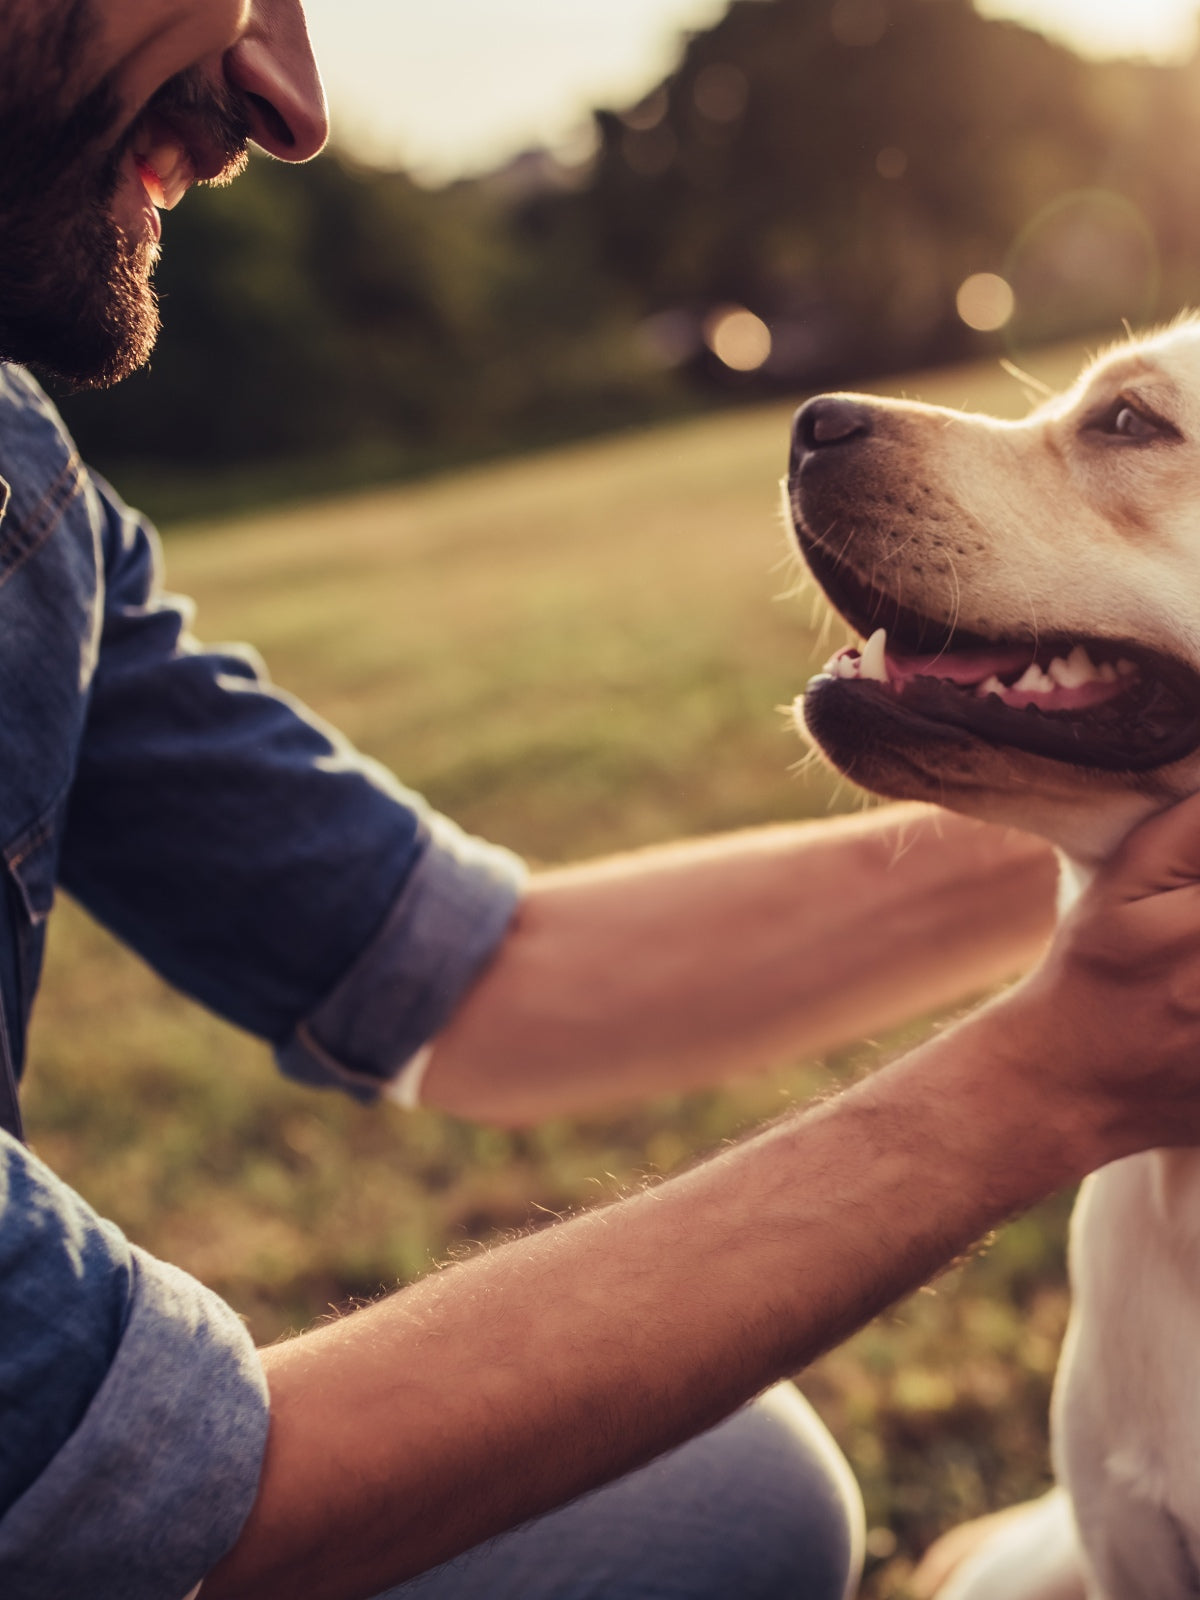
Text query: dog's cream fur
789 321 1200 1600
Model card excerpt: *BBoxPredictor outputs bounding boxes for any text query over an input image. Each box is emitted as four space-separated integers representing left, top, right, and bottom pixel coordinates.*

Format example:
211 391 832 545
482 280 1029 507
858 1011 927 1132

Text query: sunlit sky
301 0 1200 181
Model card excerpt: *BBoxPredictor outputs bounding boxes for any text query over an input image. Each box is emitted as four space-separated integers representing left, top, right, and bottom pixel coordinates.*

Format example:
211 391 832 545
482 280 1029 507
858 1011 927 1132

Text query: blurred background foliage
53 0 1200 519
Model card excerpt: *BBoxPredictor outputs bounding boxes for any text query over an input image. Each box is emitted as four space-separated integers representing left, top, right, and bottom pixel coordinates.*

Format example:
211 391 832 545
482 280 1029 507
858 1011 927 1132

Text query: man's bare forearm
202 1000 1089 1600
427 804 1059 1124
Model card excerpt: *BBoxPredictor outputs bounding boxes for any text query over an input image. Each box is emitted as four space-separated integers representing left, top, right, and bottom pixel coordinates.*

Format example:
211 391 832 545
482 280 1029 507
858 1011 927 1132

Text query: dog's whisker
1000 358 1054 409
783 554 814 585
787 747 825 782
1012 569 1041 655
891 805 941 870
774 567 816 605
940 556 964 665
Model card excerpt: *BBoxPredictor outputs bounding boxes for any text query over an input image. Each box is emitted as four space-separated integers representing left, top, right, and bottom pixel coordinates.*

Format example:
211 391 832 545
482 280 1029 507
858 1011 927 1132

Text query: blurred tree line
55 0 1200 513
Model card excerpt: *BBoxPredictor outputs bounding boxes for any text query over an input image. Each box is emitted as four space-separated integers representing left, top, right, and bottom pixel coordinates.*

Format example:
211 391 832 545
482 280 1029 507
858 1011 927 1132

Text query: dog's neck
1015 790 1180 900
1046 796 1167 870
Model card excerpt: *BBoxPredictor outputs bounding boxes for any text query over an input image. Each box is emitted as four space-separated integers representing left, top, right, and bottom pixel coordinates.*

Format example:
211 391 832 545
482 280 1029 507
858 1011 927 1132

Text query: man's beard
0 2 250 390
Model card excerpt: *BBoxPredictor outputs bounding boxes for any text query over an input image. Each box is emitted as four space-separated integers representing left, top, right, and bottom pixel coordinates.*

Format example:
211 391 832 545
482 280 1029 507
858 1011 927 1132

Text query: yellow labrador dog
787 321 1200 1600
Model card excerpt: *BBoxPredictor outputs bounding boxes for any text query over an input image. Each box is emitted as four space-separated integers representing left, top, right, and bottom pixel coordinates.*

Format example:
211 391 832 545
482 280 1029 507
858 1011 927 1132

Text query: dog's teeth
1117 659 1138 678
859 628 889 683
1015 663 1055 694
977 675 1006 699
1070 645 1099 678
1098 663 1119 683
1049 647 1099 689
836 655 858 680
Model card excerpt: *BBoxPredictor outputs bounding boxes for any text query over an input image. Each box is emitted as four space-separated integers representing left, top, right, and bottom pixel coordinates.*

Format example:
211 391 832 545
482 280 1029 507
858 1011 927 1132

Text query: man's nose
226 0 329 162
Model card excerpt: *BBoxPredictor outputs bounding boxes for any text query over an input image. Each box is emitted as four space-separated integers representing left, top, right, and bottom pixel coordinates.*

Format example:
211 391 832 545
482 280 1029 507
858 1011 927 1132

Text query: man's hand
985 790 1200 1165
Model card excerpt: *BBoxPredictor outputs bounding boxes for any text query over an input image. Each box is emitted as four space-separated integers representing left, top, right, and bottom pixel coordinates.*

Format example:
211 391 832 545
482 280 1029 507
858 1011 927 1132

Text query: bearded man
4 6 1200 1600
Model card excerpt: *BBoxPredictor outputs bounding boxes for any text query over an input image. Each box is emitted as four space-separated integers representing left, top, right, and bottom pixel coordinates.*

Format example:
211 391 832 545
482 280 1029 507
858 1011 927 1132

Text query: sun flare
978 0 1198 62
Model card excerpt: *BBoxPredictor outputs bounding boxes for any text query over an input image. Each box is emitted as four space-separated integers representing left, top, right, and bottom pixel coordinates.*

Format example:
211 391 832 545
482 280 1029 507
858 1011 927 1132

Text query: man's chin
0 231 161 391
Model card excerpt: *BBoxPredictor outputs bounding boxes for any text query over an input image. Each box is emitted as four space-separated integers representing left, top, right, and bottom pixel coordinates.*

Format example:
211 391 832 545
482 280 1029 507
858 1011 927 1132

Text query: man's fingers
1095 792 1200 902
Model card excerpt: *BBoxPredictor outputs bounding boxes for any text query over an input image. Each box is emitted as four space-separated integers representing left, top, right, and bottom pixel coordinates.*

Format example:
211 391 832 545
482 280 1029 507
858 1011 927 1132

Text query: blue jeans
384 1385 864 1600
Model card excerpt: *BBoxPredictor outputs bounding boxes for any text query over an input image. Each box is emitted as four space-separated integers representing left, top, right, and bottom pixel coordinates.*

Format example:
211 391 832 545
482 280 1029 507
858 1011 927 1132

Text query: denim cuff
0 1248 269 1600
277 815 527 1101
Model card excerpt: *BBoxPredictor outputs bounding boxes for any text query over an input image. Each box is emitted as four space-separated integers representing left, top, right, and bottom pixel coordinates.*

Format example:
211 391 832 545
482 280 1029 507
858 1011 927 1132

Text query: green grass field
25 339 1096 1595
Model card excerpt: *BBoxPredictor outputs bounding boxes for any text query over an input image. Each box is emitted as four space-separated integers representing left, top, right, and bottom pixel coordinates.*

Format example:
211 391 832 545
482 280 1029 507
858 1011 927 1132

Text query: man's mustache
126 67 254 188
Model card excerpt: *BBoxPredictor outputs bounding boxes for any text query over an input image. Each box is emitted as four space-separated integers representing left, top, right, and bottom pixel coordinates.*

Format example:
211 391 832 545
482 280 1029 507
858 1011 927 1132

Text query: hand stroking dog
787 319 1200 1600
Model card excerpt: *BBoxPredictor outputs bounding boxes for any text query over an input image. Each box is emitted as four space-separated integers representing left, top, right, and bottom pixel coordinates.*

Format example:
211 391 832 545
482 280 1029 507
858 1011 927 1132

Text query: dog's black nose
793 396 874 460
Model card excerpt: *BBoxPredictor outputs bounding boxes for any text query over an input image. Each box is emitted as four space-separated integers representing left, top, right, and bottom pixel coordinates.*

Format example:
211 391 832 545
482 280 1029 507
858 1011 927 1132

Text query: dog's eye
1091 398 1178 443
1112 406 1158 439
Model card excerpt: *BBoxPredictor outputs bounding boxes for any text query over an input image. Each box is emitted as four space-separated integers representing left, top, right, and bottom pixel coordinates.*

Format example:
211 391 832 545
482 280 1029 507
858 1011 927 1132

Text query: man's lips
132 137 196 213
126 99 246 223
114 67 253 248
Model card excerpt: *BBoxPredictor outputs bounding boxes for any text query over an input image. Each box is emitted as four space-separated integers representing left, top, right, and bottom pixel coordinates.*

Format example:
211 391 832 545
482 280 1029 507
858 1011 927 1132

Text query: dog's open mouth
800 542 1200 772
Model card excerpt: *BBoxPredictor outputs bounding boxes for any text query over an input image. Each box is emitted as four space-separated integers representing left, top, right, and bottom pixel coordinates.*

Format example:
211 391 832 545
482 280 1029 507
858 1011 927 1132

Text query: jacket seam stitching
7 818 54 874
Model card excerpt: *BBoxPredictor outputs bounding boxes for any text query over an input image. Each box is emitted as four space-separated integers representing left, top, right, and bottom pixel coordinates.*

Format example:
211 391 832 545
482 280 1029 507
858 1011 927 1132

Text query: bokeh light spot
957 273 1016 332
704 306 773 371
865 1527 899 1561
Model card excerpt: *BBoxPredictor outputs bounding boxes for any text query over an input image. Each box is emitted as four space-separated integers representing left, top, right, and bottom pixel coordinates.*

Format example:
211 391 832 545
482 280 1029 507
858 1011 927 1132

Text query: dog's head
787 321 1200 865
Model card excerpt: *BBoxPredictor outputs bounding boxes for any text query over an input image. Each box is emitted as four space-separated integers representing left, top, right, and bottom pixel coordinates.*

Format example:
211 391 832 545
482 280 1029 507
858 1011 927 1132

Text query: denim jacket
0 363 526 1597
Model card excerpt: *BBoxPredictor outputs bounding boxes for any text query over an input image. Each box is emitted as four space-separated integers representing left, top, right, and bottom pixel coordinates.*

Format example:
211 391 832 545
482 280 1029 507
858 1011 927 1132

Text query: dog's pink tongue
886 645 1033 688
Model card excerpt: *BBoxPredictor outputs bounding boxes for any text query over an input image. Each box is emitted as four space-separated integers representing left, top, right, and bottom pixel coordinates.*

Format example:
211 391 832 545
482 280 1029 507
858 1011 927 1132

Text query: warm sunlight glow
303 1 1198 180
977 0 1198 62
304 0 729 179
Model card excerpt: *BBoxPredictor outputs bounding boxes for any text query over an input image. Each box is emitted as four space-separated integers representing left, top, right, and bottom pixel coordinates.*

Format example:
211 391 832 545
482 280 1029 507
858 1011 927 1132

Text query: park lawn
25 339 1093 1594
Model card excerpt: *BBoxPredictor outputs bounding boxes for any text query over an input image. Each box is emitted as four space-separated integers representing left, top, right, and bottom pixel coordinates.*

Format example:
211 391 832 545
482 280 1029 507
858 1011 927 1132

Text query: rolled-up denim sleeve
277 809 527 1097
60 474 526 1099
0 1133 269 1598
